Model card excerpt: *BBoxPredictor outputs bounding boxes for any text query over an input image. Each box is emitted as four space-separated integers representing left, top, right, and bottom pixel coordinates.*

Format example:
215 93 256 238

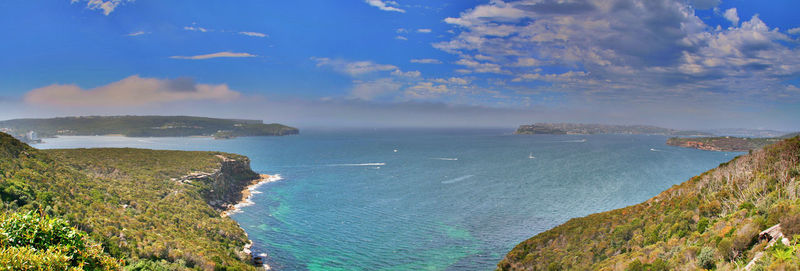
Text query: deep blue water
35 129 740 270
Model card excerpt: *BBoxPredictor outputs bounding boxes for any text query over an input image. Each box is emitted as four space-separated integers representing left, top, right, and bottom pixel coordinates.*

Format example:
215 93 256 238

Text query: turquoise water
35 129 740 270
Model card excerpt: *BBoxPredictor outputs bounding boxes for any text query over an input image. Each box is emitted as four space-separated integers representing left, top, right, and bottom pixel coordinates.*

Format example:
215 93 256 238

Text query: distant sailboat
529 152 535 159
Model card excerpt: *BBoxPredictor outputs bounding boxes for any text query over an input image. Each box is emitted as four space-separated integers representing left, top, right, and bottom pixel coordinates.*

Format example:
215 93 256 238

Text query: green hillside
0 115 298 140
498 136 800 270
0 132 262 270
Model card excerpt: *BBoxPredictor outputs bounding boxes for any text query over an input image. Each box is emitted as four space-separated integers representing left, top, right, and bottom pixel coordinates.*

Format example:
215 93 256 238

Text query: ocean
35 129 739 270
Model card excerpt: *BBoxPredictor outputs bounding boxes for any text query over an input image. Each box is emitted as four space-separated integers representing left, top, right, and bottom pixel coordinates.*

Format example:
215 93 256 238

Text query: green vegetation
498 136 800 270
0 211 121 270
0 115 298 140
0 132 261 270
515 123 711 136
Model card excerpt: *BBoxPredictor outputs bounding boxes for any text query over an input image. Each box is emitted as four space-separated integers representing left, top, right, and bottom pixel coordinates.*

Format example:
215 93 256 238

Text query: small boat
528 152 535 159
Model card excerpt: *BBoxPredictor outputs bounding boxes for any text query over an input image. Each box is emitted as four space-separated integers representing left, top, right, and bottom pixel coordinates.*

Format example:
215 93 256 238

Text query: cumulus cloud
364 0 405 13
405 82 450 99
24 75 240 107
410 58 443 64
417 29 432 33
71 0 131 15
170 51 257 60
391 70 421 78
787 27 800 35
239 31 267 38
723 8 739 26
455 58 504 73
434 0 800 107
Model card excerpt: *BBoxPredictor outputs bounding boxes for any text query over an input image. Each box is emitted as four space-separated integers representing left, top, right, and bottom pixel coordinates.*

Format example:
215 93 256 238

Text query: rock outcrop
178 154 262 212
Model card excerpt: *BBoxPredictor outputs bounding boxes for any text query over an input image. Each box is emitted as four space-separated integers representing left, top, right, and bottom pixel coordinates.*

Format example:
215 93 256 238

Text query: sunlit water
35 129 740 270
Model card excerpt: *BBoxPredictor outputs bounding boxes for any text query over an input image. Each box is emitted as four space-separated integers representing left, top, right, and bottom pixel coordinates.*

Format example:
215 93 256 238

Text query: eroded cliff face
179 155 261 212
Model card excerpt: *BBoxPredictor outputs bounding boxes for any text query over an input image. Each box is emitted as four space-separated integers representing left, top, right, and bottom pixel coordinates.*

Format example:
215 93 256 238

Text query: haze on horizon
1 0 798 131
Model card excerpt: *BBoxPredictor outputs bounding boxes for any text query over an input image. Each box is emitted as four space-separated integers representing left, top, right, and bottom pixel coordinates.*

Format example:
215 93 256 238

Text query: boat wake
432 157 458 161
557 139 587 143
327 163 386 166
442 175 474 184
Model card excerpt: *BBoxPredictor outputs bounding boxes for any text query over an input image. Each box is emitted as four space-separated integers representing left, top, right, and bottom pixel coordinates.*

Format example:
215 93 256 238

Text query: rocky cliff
178 154 262 212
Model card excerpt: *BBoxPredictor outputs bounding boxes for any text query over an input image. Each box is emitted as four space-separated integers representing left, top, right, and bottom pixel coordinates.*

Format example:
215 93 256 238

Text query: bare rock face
179 155 261 212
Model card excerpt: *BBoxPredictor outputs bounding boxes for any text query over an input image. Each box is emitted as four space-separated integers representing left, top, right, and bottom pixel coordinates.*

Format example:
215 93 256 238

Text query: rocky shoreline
222 173 282 270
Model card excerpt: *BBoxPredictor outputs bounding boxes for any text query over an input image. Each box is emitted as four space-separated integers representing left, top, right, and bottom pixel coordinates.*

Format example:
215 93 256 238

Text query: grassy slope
498 136 800 270
0 132 258 270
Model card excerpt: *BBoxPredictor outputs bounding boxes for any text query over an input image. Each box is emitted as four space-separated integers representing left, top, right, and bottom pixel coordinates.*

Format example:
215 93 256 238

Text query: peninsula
498 135 800 270
514 123 711 136
666 132 800 152
0 131 267 270
0 115 299 142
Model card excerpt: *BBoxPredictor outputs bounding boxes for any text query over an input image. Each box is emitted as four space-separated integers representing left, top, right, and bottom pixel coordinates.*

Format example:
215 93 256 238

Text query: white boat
529 152 535 159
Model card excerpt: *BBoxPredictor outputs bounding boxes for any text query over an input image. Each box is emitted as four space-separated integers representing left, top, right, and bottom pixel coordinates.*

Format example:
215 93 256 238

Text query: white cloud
311 57 399 76
417 29 432 33
395 35 408 40
71 0 131 15
405 82 450 99
183 26 209 32
24 75 239 107
788 27 800 35
434 0 800 108
455 58 504 73
723 8 739 26
239 31 267 38
434 77 470 85
351 78 403 100
170 52 257 60
514 57 540 67
410 59 442 64
391 70 421 78
364 0 405 13
126 31 148 37
396 28 408 33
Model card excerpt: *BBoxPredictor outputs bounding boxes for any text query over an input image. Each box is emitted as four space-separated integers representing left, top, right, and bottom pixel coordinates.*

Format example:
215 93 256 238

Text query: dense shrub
0 211 120 270
697 247 716 269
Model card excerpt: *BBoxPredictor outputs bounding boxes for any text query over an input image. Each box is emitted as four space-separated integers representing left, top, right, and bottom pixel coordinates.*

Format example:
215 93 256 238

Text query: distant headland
666 132 800 151
514 123 712 136
0 115 299 142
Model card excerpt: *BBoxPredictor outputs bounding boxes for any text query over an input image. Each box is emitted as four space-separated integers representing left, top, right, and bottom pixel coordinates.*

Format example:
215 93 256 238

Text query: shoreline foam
223 173 282 270
223 174 282 217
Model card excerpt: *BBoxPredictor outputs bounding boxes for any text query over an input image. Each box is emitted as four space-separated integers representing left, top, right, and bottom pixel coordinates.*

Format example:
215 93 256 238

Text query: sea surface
35 129 741 270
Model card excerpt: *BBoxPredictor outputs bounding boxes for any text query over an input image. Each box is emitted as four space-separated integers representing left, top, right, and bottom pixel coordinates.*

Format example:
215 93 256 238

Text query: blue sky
1 0 799 130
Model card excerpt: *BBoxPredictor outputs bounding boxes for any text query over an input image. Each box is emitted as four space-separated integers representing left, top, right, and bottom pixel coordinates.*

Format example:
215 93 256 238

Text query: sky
0 0 799 130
